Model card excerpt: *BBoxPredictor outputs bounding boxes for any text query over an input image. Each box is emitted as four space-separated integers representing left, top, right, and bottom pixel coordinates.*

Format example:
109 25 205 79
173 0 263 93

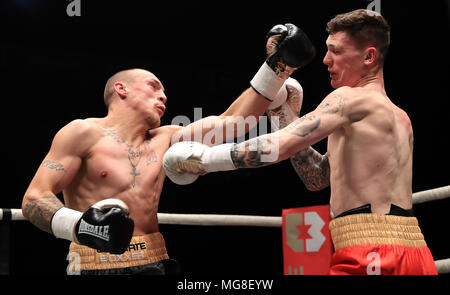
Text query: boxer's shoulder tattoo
42 160 66 172
231 137 274 168
290 147 330 191
24 194 64 234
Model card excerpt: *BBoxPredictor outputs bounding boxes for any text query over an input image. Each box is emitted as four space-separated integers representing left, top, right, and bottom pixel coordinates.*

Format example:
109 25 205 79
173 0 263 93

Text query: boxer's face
128 70 167 127
323 32 367 88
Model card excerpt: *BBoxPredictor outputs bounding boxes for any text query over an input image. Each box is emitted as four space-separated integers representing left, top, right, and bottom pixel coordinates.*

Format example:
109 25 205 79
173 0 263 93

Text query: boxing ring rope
156 185 450 227
1 185 449 273
411 185 450 205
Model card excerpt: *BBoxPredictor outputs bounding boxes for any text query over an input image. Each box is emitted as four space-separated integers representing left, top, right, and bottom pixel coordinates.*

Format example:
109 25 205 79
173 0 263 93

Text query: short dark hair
326 9 390 64
103 69 139 108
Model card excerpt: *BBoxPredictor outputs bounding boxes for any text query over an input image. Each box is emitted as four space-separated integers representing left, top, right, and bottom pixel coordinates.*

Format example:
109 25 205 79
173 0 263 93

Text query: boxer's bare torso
276 82 413 217
22 68 269 237
262 83 414 217
61 119 179 235
284 31 413 217
326 86 413 216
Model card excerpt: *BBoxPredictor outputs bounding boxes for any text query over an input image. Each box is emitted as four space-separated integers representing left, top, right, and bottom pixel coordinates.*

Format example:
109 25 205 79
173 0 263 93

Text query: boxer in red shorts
162 9 438 275
328 204 437 275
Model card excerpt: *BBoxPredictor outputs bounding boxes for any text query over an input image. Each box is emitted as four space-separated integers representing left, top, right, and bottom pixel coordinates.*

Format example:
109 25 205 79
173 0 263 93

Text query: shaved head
103 68 148 108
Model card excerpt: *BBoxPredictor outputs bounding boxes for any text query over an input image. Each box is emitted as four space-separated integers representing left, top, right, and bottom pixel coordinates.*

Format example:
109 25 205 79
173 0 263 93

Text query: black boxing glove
265 23 316 75
251 23 315 101
51 198 134 254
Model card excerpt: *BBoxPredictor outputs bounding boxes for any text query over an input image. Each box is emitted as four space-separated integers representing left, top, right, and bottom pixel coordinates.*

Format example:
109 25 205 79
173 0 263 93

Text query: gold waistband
68 232 169 271
329 214 427 251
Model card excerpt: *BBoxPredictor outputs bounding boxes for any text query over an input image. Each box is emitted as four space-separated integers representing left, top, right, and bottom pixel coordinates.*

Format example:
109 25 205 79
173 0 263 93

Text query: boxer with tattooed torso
22 24 315 274
164 10 437 275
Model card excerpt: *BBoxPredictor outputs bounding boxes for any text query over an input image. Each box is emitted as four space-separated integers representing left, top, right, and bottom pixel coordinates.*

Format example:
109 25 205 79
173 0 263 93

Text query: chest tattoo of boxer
101 128 147 187
128 150 141 187
143 141 158 166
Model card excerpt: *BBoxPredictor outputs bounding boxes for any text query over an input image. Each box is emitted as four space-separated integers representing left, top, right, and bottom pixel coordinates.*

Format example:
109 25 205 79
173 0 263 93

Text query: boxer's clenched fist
251 23 315 103
163 142 236 185
51 198 134 254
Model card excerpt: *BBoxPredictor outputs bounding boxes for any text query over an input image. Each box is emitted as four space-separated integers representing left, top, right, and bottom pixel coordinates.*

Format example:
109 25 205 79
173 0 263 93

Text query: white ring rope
435 259 450 274
1 185 449 273
412 185 450 205
2 185 448 223
0 209 26 221
157 213 281 227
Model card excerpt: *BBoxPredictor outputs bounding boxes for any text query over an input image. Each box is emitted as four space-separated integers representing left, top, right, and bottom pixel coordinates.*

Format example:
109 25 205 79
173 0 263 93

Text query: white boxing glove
163 141 236 185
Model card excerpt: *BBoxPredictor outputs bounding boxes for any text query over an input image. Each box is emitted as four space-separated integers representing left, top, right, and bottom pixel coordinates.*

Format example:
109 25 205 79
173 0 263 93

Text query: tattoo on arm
24 194 64 234
230 94 344 175
290 147 330 191
286 94 344 189
231 136 275 168
285 95 346 139
286 116 321 137
317 94 345 116
42 160 66 172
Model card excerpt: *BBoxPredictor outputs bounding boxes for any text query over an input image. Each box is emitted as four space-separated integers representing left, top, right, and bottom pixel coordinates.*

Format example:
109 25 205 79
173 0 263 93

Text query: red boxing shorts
328 213 437 275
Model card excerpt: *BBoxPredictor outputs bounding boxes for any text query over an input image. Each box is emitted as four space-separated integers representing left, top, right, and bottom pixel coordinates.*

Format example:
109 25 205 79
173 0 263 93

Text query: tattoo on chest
101 128 158 188
146 151 158 166
102 128 143 157
128 154 141 188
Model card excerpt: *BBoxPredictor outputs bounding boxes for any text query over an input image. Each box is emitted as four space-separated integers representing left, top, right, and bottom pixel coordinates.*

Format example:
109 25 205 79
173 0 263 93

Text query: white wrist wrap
250 62 286 101
202 143 236 172
268 80 288 110
51 207 82 242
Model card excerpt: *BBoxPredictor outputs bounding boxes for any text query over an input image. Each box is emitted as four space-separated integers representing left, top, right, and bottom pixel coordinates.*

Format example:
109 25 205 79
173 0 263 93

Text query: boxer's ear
114 82 128 99
364 47 377 65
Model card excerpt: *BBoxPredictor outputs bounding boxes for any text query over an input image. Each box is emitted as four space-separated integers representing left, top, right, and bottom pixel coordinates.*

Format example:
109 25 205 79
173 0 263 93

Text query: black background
1 0 449 279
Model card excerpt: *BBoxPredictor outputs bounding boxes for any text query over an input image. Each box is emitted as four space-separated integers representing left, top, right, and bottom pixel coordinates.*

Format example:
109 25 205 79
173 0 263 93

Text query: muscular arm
23 193 64 234
163 88 375 190
171 88 270 145
290 148 330 191
265 85 330 191
22 120 95 233
230 90 350 169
